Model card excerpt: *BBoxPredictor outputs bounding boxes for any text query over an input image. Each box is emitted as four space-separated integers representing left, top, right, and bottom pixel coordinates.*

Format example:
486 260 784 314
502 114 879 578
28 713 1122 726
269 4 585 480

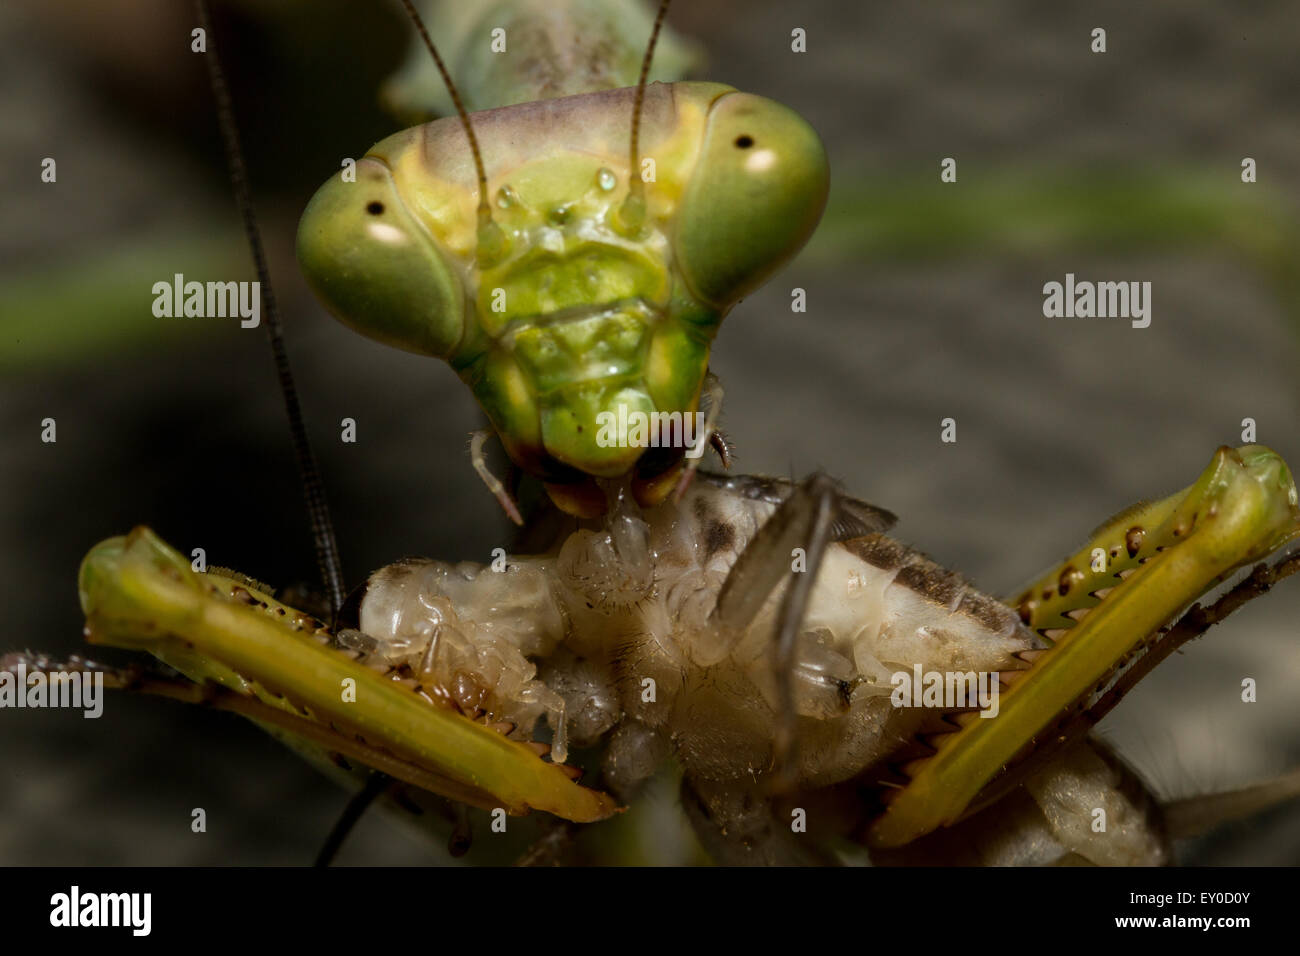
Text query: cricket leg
709 472 842 789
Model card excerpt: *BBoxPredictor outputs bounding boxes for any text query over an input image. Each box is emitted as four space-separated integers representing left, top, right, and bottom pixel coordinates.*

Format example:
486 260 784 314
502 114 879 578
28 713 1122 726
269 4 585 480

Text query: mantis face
297 82 828 515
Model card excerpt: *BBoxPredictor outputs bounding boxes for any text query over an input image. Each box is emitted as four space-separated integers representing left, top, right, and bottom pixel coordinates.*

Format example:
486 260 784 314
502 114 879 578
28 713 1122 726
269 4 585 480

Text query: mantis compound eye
675 92 829 309
297 157 466 359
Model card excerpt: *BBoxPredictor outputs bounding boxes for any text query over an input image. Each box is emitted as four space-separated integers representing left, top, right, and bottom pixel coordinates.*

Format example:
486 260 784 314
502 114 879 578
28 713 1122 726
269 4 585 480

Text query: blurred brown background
2 0 1298 864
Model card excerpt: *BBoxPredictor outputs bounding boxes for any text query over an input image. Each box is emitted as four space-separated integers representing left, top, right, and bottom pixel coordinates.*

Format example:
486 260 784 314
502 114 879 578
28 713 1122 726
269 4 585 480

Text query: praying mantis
2 1 1300 868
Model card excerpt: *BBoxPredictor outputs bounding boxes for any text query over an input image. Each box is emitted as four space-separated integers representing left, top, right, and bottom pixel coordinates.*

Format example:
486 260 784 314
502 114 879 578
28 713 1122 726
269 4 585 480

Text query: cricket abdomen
349 476 1042 796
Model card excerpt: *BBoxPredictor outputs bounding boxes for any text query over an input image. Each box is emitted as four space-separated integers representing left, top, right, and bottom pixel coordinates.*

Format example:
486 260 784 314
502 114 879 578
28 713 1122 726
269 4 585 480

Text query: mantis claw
78 527 619 823
470 429 524 526
868 444 1300 848
672 371 725 504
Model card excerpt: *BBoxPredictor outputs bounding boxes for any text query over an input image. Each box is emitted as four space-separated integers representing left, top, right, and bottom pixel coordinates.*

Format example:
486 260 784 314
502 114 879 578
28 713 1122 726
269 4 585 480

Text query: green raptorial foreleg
78 527 619 823
868 445 1300 848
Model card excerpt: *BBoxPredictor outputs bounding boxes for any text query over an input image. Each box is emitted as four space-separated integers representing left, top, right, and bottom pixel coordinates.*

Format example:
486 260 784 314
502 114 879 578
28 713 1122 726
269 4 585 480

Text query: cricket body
51 0 1300 865
323 443 1300 864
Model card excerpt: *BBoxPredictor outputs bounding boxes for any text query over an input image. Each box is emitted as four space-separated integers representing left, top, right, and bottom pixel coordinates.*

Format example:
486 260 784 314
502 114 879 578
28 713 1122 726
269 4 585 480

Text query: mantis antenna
397 0 505 262
193 0 346 615
619 0 674 232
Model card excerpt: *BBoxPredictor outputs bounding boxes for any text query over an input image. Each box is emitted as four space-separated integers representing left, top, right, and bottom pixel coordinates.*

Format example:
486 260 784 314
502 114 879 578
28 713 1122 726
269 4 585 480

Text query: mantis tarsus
3 0 1300 865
